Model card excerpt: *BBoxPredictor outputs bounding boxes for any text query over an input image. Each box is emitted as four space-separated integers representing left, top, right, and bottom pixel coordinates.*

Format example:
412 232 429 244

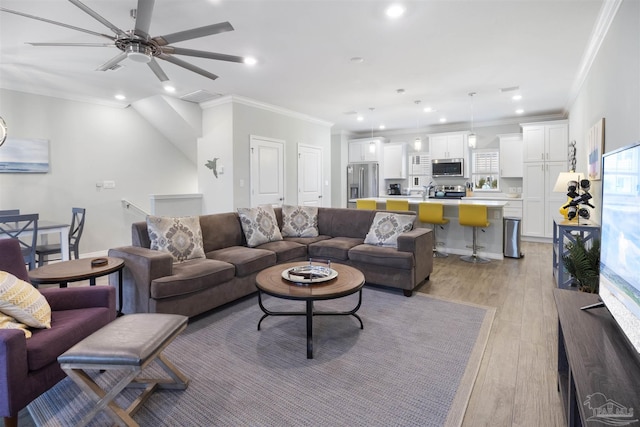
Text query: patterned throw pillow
281 205 319 238
0 271 51 330
147 216 206 263
237 205 283 247
364 212 415 248
0 311 32 338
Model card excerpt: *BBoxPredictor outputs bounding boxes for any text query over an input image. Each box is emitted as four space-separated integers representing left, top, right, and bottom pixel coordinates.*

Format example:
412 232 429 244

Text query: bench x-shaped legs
62 352 189 427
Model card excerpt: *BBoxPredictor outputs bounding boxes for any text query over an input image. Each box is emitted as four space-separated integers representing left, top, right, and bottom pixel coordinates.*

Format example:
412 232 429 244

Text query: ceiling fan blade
162 47 245 64
68 0 128 38
96 52 128 71
134 0 155 39
0 7 114 41
159 54 218 80
28 42 115 47
153 22 234 47
147 58 169 82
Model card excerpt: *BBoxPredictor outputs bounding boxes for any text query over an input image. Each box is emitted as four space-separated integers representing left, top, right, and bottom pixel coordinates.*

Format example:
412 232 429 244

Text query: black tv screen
599 141 640 355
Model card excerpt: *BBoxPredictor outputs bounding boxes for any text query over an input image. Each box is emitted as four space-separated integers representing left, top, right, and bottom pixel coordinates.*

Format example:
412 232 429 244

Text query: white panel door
250 136 285 207
298 144 323 206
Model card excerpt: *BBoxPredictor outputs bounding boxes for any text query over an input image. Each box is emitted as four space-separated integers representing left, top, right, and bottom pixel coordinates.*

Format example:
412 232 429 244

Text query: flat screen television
596 141 640 356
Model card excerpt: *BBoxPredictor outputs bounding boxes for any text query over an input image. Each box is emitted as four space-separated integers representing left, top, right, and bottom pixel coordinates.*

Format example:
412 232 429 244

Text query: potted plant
562 236 601 293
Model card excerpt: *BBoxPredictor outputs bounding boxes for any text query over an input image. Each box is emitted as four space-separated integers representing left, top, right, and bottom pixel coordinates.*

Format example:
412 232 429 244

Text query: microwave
431 158 464 177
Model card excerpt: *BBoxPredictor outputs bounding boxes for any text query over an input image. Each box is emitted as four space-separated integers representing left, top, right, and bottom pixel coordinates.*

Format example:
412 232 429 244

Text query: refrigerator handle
359 167 364 199
373 163 379 197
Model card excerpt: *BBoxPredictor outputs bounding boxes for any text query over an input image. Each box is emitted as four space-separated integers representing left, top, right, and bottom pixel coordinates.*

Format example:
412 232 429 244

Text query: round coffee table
29 257 125 315
255 261 365 359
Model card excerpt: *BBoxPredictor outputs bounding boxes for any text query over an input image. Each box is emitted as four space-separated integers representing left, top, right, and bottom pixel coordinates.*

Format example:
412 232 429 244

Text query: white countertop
463 195 523 201
351 198 509 207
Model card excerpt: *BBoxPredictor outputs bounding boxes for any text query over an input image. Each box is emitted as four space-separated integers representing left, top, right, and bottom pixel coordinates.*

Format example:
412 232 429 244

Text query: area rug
28 287 494 427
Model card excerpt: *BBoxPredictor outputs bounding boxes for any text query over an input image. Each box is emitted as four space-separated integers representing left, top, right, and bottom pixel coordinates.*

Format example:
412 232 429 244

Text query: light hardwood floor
19 241 565 426
418 241 566 427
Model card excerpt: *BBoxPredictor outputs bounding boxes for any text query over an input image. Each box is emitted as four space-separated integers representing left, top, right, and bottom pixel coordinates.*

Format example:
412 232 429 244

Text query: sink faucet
422 182 434 201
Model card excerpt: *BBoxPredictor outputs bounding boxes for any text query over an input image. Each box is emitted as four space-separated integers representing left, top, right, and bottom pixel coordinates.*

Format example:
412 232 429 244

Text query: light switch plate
103 180 116 189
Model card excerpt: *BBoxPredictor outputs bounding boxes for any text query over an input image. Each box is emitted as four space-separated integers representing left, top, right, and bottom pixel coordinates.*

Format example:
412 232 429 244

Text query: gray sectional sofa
108 207 433 318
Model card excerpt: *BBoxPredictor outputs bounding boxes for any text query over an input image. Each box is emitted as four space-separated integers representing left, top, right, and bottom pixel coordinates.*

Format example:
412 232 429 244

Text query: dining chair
36 207 86 266
0 213 39 270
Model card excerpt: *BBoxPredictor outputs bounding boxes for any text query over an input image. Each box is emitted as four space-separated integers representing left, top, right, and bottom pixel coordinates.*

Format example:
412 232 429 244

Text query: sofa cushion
283 235 332 246
364 212 414 248
199 212 245 252
27 306 112 371
150 259 235 299
0 311 31 338
308 237 364 260
207 246 276 277
0 271 51 329
316 208 376 238
256 240 307 263
348 244 415 270
281 205 319 237
238 205 283 247
147 215 205 263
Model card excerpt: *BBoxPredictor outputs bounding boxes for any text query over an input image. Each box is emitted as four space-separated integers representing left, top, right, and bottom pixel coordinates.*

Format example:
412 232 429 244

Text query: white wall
0 89 198 253
568 0 640 223
200 97 332 211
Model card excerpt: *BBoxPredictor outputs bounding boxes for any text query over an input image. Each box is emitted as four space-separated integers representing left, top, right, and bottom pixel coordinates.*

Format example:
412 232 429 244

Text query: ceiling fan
0 0 250 84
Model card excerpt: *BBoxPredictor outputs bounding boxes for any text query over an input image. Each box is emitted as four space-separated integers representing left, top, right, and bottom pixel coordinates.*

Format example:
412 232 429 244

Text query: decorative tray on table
282 260 338 285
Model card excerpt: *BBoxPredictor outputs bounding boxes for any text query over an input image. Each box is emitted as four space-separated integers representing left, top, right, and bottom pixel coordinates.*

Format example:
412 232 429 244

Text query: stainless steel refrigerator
347 163 379 204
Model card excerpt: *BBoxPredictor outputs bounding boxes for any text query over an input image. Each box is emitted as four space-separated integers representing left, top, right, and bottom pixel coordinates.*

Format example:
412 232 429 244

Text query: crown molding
201 94 333 128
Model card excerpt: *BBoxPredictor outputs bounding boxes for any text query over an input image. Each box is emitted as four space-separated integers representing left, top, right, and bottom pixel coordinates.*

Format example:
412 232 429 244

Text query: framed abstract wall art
587 118 605 180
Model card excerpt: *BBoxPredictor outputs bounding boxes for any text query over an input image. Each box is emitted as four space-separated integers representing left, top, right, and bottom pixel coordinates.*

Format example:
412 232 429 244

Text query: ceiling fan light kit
1 0 250 93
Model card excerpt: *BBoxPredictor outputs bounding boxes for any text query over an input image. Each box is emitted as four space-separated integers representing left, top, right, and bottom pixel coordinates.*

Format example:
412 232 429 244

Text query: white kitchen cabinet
503 200 523 218
429 133 466 160
383 144 407 179
348 137 384 163
522 161 567 237
499 134 523 178
522 121 568 163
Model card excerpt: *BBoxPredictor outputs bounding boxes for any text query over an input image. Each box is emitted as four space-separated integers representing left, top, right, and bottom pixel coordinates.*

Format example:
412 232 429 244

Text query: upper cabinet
522 121 568 163
348 137 385 163
499 133 524 178
382 144 407 179
429 133 467 159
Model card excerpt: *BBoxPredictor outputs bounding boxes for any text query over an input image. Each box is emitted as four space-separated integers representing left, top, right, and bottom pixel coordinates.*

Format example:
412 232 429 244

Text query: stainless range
430 185 466 199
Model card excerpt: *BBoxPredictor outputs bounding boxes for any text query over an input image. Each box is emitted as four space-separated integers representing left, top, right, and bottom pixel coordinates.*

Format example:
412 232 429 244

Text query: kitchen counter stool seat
419 203 449 258
458 204 490 263
356 199 377 210
386 199 409 211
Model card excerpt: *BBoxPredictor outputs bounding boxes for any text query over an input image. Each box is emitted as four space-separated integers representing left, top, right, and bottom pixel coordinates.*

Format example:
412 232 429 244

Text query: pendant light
468 92 477 148
414 100 422 151
369 107 376 153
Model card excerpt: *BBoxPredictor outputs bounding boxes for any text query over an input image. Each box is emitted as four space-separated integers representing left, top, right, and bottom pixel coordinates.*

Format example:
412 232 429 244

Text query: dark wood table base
257 289 364 359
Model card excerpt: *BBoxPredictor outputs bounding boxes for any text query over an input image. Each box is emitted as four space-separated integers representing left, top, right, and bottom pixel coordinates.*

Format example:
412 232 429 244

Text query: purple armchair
0 238 116 427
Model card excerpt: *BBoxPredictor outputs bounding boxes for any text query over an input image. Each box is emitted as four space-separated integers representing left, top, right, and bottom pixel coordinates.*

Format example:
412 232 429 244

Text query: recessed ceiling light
439 117 447 123
379 124 386 130
162 81 176 93
244 57 257 66
114 94 126 100
386 3 405 19
515 108 524 114
512 94 522 101
423 107 434 113
357 116 364 122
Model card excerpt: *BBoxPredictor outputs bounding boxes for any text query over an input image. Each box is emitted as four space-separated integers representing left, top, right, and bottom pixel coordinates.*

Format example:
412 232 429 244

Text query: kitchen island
349 197 510 260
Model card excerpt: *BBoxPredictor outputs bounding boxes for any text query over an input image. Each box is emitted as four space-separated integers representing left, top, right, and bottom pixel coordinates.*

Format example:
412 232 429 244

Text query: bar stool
386 199 409 211
458 204 490 263
356 199 377 210
418 203 449 258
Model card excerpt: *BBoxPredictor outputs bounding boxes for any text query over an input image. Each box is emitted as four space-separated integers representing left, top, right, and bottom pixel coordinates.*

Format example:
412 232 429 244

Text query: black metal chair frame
36 207 86 266
0 213 39 270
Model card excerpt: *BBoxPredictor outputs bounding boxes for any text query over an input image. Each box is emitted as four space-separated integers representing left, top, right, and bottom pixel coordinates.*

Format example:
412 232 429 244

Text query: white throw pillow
237 205 283 247
364 212 414 248
0 271 51 330
281 205 319 238
147 215 206 263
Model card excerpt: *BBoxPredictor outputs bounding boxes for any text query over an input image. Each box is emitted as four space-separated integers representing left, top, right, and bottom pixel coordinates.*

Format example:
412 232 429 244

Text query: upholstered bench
58 313 189 427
